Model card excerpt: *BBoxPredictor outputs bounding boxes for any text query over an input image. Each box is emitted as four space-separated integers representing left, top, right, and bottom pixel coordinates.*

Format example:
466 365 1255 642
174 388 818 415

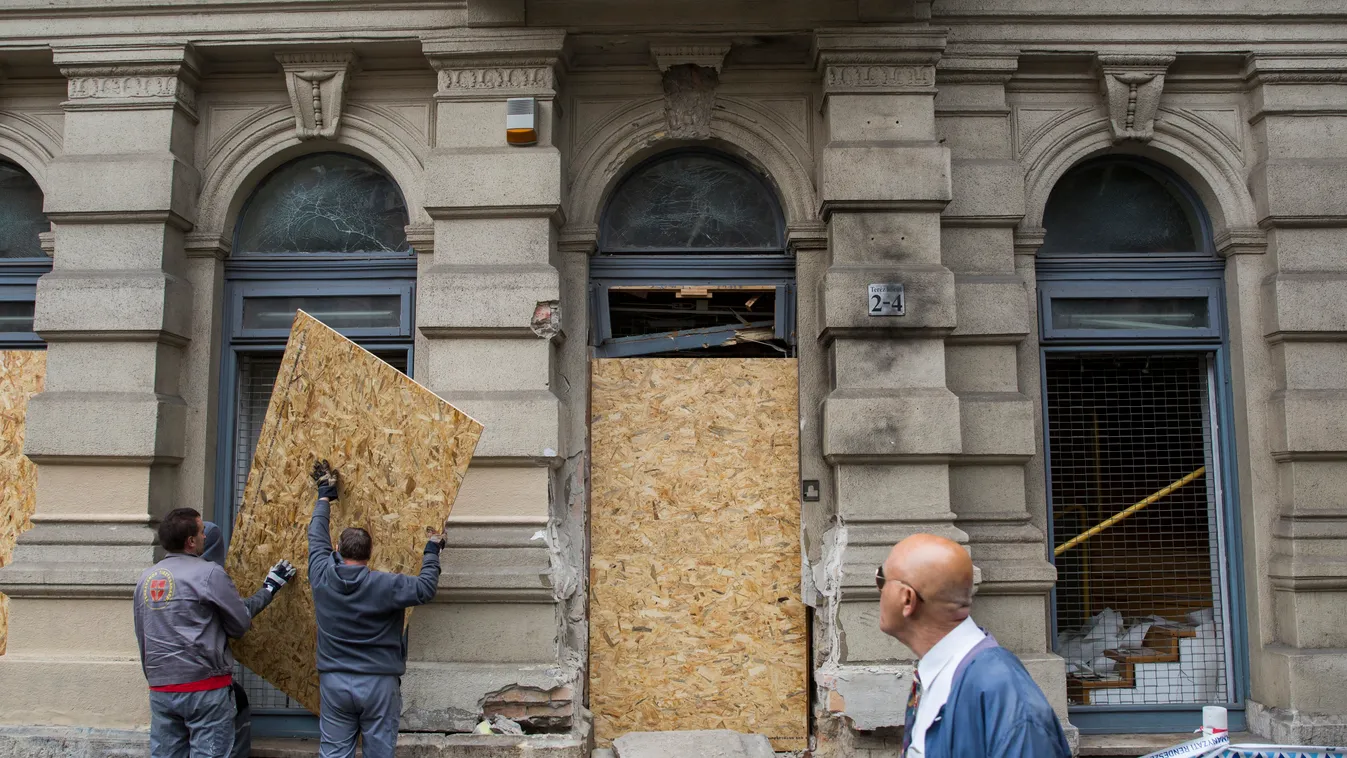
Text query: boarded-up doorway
588 358 807 750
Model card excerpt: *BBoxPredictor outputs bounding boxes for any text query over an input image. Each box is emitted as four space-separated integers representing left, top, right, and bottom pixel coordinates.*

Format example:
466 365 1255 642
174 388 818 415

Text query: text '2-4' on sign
867 283 905 316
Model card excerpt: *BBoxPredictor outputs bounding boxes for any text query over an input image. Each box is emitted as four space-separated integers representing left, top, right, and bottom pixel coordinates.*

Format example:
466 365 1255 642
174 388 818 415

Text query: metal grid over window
230 352 407 710
1047 352 1229 708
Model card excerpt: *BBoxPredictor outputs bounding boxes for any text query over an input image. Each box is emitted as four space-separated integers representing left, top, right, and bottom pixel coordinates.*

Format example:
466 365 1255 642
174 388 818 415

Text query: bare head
338 527 372 565
160 508 206 556
877 533 975 658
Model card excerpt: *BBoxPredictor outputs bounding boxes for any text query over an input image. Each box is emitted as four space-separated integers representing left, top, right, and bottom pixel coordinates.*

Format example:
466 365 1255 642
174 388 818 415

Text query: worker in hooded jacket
307 460 444 758
133 507 297 758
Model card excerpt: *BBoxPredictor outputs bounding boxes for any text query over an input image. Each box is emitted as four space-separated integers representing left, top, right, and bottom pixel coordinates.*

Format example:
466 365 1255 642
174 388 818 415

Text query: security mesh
1047 352 1229 707
230 351 407 710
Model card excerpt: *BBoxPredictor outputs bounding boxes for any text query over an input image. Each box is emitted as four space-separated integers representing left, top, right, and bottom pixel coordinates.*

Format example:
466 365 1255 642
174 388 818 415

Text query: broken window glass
234 153 411 255
600 152 784 253
0 161 50 259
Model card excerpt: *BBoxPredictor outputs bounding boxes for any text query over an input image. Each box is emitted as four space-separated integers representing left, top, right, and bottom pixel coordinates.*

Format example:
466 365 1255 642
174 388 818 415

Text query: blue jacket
923 637 1072 758
307 499 441 676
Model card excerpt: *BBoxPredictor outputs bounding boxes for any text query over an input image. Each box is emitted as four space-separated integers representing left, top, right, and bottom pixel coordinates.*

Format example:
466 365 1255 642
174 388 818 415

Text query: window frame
588 254 797 358
0 160 53 347
1036 157 1249 734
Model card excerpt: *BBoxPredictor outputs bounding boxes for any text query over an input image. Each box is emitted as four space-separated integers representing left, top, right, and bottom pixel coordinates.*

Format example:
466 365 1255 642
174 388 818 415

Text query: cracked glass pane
601 152 783 252
1042 161 1202 255
0 161 50 259
235 153 411 254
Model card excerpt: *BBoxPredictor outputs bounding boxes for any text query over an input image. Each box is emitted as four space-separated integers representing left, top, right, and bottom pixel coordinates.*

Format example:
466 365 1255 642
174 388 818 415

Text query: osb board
225 311 482 713
0 350 45 657
588 358 807 751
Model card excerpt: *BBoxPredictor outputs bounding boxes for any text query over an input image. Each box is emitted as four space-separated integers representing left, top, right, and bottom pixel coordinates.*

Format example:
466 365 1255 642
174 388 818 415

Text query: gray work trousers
318 672 401 758
149 686 236 758
229 682 251 758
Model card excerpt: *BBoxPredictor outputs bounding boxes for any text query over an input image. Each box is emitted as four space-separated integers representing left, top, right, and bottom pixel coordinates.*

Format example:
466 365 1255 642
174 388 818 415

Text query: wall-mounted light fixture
506 97 538 146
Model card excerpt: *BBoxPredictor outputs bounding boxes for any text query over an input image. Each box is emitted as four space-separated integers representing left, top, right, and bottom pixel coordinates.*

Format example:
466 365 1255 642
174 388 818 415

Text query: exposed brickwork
481 685 574 733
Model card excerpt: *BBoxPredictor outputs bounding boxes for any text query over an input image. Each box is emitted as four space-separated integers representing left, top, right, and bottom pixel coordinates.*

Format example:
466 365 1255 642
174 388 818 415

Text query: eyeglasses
876 564 924 602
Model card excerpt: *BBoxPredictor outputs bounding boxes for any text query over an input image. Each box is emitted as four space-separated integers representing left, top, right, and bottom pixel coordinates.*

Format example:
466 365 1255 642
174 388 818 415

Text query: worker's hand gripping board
224 311 482 713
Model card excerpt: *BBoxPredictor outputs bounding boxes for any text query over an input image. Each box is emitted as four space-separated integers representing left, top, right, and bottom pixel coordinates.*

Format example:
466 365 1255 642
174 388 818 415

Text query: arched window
1 161 49 259
1040 158 1208 256
1037 156 1242 729
1 160 51 346
218 152 416 721
234 153 411 255
590 150 794 357
599 151 785 254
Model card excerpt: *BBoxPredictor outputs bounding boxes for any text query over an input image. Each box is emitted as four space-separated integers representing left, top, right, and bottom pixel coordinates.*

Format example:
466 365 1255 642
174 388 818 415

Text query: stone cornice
405 222 434 255
52 44 201 116
1215 227 1267 257
649 41 732 73
937 54 1019 84
1245 53 1347 85
813 26 947 96
184 231 230 260
424 28 566 100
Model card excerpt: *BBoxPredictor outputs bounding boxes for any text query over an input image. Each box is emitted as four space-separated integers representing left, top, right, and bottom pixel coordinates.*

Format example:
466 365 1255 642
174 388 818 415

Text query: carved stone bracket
661 64 719 139
1096 54 1175 143
276 51 359 140
650 43 731 73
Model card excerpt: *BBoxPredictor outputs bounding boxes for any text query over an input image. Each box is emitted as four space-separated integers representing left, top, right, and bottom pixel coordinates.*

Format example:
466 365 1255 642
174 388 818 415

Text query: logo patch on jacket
143 569 175 609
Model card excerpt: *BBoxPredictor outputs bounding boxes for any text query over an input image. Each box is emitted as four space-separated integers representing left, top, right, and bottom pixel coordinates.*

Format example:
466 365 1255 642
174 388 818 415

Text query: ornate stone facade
0 2 1345 756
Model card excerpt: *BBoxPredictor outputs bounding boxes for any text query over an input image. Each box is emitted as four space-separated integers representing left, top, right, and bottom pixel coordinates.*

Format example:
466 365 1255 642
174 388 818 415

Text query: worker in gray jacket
134 507 297 758
307 460 443 758
200 522 257 758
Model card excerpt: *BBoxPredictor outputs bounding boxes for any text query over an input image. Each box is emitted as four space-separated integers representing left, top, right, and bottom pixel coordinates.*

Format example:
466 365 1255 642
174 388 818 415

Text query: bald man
878 534 1070 758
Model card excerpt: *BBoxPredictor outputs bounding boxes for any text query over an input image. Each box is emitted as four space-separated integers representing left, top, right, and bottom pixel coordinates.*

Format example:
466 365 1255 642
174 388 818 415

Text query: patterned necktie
902 669 922 756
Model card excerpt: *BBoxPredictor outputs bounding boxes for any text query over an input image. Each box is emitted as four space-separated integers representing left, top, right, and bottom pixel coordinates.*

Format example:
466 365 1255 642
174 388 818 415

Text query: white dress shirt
906 616 987 757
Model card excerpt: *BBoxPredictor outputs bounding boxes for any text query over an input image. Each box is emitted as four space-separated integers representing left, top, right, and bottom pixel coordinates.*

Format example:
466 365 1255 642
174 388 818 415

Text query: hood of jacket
332 559 369 595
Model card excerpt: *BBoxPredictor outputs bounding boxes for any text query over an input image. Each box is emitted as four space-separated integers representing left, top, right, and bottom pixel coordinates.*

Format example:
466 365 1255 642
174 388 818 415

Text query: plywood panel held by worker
225 311 482 712
0 350 45 656
589 358 807 750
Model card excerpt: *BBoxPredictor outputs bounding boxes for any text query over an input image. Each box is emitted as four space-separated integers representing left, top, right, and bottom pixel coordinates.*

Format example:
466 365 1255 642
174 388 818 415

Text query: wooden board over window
588 358 806 750
224 311 481 712
0 350 44 656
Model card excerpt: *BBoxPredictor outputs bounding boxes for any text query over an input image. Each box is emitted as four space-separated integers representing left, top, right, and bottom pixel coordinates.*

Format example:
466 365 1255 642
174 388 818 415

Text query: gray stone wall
0 1 1345 753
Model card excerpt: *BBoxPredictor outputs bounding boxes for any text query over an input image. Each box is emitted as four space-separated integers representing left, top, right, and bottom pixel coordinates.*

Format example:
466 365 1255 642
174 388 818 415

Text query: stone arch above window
0 160 50 259
234 152 411 255
1041 157 1209 257
599 151 785 254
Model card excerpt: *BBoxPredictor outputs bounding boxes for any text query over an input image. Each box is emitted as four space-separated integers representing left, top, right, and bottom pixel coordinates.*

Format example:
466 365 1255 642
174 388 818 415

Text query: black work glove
263 559 298 594
425 528 447 555
311 459 340 502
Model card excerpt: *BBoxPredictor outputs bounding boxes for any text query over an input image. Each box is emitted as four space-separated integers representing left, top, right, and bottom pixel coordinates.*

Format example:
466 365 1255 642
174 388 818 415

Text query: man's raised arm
308 460 341 583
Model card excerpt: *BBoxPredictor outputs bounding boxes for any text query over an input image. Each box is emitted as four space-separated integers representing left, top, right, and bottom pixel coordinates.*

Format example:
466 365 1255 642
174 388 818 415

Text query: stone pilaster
0 44 200 728
1245 52 1347 745
410 29 572 732
812 26 958 731
937 53 1065 717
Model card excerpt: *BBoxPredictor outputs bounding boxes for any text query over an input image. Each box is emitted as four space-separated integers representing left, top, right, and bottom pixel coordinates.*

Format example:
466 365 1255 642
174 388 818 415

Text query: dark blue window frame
0 263 49 349
1038 158 1249 735
0 159 52 349
214 153 416 736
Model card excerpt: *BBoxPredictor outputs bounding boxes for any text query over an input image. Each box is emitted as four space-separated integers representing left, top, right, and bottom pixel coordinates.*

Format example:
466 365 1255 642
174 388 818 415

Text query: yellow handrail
1054 467 1207 557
